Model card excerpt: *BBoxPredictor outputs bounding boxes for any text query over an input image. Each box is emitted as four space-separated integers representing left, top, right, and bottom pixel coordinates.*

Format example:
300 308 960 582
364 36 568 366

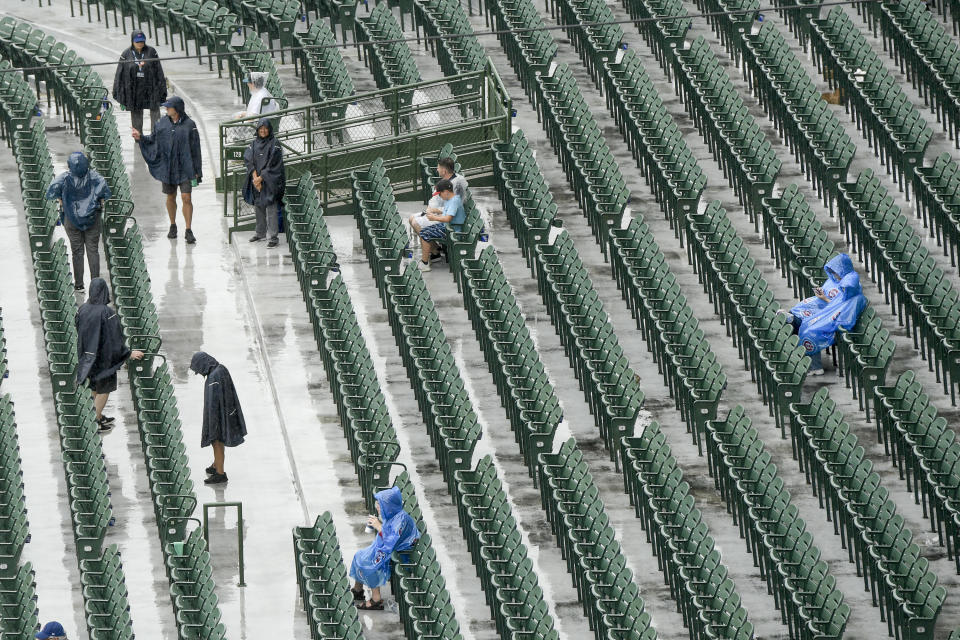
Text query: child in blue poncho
798 272 868 375
350 486 419 610
790 253 854 319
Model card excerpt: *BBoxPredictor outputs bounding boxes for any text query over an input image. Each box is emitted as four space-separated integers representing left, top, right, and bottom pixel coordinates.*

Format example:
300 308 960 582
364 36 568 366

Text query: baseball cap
132 32 146 43
160 98 176 108
36 621 65 639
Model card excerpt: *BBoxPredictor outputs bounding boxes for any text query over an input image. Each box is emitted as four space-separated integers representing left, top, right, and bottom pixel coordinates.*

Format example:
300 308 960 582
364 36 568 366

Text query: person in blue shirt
416 178 464 272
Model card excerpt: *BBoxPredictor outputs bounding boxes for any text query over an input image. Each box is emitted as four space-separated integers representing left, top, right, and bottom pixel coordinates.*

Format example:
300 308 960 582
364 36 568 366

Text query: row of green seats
355 3 421 89
740 20 855 213
302 0 360 42
549 0 624 90
808 7 931 197
703 408 850 640
412 0 487 78
540 440 660 640
226 0 300 61
790 388 945 639
838 169 960 403
622 428 766 639
534 63 630 254
680 201 809 432
293 17 355 103
674 36 781 223
389 473 463 640
231 31 287 108
482 0 558 105
875 371 960 573
913 153 960 271
0 57 38 142
293 512 364 640
863 0 960 145
139 0 241 75
453 456 560 639
0 312 40 639
284 173 400 509
832 306 895 420
621 0 691 71
2 84 137 639
353 162 559 639
165 528 226 639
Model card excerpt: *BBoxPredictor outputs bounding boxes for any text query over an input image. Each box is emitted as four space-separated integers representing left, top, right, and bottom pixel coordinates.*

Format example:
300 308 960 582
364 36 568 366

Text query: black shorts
162 180 192 195
91 373 118 394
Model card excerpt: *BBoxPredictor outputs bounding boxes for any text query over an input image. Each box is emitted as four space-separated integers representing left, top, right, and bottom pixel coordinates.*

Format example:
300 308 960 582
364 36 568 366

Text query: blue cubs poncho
349 486 419 588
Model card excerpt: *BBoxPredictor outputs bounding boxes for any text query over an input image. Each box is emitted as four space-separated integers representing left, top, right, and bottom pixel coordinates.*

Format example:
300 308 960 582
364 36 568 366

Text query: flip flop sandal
351 587 365 601
358 599 384 611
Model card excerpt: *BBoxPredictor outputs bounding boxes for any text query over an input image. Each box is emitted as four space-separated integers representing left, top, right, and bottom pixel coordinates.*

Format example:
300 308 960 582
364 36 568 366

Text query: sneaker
167 223 177 239
184 228 196 244
809 368 825 377
429 252 443 263
99 415 115 424
249 234 265 243
205 465 216 475
417 260 431 272
267 237 279 248
204 472 228 485
74 283 85 292
96 418 114 433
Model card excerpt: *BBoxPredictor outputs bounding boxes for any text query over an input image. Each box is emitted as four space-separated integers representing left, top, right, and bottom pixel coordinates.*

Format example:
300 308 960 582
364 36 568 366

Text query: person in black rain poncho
190 352 247 485
243 118 285 248
112 30 166 135
132 96 202 244
75 278 144 430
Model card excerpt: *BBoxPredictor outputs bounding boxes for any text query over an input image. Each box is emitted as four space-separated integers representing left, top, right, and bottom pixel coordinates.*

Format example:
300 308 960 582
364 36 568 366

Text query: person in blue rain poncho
797 271 868 376
789 253 854 319
349 486 419 610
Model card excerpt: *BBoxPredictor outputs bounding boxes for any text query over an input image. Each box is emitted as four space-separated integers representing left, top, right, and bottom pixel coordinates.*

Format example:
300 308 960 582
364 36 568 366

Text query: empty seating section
0 21 227 638
808 7 931 196
293 512 364 640
838 170 960 403
702 408 850 640
356 3 421 89
302 0 359 42
864 0 960 145
913 153 960 271
0 313 40 639
484 0 557 104
353 161 561 639
413 0 487 77
875 372 960 573
293 19 355 103
789 389 946 639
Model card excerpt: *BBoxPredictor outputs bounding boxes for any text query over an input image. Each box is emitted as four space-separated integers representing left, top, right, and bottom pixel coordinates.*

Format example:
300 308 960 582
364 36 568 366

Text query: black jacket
112 42 166 111
190 352 247 448
75 278 131 384
243 119 285 207
138 96 202 185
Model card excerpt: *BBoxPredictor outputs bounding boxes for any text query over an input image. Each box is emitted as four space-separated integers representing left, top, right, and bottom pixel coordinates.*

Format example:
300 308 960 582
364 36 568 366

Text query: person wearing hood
189 352 247 485
112 30 166 134
46 152 112 291
349 486 419 610
235 72 278 119
75 278 144 430
132 96 202 244
797 271 869 375
243 119 285 247
789 253 854 319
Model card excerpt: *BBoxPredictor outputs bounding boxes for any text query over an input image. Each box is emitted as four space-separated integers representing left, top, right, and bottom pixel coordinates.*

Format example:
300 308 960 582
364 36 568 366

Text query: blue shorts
419 224 447 242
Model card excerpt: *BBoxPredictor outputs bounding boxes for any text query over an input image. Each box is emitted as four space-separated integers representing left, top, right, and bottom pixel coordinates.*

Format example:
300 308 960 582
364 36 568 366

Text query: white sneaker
809 368 825 376
417 260 431 272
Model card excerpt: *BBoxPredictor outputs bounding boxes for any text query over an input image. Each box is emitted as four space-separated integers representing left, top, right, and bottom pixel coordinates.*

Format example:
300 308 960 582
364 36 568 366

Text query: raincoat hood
68 152 90 178
824 253 853 281
256 118 274 138
87 278 110 305
247 72 268 90
190 352 220 376
375 487 404 521
838 271 863 299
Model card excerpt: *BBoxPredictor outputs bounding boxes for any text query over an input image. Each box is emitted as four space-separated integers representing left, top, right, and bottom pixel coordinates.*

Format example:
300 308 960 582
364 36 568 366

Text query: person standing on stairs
132 96 202 244
46 151 111 291
112 30 167 135
75 278 144 431
243 118 285 248
190 352 247 485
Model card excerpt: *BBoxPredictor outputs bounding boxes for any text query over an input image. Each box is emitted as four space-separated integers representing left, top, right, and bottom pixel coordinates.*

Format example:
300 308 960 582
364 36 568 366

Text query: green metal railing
203 502 246 587
220 60 512 231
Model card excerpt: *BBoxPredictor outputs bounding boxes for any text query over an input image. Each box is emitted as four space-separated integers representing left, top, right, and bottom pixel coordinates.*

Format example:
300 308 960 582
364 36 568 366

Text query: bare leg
212 441 225 474
166 192 177 224
181 192 193 229
94 392 109 420
409 217 421 234
421 237 432 262
371 586 381 602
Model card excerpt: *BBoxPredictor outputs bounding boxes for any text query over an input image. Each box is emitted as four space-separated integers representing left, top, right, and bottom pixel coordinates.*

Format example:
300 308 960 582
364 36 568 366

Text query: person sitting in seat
788 253 854 321
416 179 464 273
797 271 868 376
349 486 419 610
408 157 468 261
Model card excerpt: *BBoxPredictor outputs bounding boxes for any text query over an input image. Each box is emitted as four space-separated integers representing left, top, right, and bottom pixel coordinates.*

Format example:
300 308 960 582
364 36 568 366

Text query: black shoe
267 237 279 248
184 229 196 244
99 415 115 424
205 465 216 474
249 234 265 243
74 283 85 291
96 418 114 433
204 472 228 485
167 223 177 239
